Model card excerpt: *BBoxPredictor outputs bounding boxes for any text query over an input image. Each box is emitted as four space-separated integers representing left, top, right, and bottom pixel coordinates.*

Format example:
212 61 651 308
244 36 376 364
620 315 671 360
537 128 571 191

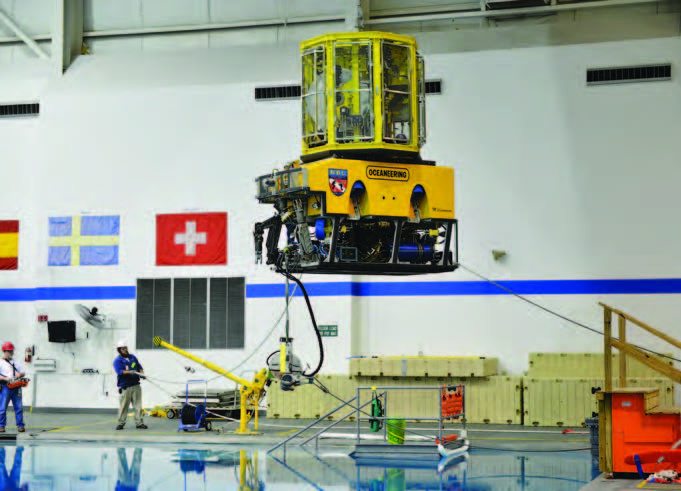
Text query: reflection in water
116 448 142 491
1 443 593 490
0 446 25 491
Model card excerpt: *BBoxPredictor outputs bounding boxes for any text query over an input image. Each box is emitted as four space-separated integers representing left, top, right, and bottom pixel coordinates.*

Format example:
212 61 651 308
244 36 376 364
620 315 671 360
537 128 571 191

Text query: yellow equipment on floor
153 336 270 435
254 31 458 276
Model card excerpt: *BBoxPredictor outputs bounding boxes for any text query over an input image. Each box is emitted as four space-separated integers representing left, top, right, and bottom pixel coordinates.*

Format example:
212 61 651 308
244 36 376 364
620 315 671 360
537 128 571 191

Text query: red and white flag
156 212 227 266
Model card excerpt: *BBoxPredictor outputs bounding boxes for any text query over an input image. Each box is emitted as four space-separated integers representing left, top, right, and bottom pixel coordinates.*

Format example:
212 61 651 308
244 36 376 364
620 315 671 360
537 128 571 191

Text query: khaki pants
117 384 143 427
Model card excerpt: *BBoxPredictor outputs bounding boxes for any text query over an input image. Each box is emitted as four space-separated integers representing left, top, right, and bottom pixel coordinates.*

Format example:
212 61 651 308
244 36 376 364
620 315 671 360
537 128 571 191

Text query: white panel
279 21 347 43
87 37 143 55
140 0 209 27
84 0 143 31
0 0 15 37
12 0 53 35
141 32 209 51
371 0 473 15
209 0 279 23
0 45 12 63
209 27 278 48
11 42 51 61
282 0 348 18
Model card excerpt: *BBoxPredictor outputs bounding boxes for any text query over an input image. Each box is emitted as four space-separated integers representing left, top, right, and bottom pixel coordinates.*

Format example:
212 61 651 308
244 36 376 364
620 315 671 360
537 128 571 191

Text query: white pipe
0 15 345 45
0 7 49 59
365 0 663 24
83 15 345 38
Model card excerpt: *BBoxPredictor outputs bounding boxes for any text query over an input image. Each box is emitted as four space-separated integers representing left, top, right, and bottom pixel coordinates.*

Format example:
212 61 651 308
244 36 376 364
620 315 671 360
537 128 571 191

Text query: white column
52 0 83 76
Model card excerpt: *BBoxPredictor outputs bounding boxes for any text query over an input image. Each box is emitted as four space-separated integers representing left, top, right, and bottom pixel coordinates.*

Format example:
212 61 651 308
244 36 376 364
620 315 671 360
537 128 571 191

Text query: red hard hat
2 342 14 352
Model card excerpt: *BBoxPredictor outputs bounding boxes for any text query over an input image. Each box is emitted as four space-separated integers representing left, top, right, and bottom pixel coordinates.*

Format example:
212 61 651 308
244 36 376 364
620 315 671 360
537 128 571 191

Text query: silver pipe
366 0 660 24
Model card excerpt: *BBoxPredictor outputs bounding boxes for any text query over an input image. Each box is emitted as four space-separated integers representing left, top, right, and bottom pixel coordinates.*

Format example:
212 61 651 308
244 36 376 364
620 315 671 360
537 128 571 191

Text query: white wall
1 35 680 408
356 36 681 374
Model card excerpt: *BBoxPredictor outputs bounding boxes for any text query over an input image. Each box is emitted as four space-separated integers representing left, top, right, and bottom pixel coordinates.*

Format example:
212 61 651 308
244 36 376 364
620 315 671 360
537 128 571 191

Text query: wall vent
0 103 39 118
255 79 444 101
587 64 671 86
425 79 442 94
255 84 302 101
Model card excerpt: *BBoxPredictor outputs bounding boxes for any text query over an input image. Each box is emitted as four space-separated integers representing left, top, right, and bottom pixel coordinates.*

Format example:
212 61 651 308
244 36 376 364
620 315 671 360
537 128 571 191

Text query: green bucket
387 419 406 445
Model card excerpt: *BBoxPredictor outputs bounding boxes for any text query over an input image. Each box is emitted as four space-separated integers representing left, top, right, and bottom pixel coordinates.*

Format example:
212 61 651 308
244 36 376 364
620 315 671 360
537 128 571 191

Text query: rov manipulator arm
253 214 283 267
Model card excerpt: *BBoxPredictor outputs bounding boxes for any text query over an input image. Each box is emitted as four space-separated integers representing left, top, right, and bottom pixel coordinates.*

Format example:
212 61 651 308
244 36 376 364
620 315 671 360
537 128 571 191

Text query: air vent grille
0 103 39 118
255 79 443 101
255 85 302 101
587 64 671 86
425 79 442 94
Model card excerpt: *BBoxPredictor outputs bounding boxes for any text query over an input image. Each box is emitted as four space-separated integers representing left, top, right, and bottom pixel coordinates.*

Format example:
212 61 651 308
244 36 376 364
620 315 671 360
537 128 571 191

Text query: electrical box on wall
34 359 57 372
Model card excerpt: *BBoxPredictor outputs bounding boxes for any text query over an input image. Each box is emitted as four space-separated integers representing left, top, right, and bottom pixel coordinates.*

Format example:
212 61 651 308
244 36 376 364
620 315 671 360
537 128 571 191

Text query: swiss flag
156 212 227 266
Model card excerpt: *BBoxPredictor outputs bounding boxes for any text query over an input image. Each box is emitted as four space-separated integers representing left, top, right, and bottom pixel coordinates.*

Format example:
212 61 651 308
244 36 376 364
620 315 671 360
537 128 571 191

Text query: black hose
266 351 279 366
281 271 324 377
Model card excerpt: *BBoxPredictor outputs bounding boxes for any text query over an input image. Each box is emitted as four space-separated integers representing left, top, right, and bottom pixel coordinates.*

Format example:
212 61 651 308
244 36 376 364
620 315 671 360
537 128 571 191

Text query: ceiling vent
587 64 671 86
0 103 39 118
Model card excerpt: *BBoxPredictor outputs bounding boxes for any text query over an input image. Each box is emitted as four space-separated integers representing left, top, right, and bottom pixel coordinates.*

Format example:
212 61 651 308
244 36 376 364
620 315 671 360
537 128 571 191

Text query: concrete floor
6 410 591 447
581 475 676 490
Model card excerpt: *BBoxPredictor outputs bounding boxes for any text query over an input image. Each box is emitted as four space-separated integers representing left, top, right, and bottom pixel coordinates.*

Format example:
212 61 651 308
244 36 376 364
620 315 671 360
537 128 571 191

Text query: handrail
299 394 382 448
599 302 681 351
268 395 359 455
599 303 681 392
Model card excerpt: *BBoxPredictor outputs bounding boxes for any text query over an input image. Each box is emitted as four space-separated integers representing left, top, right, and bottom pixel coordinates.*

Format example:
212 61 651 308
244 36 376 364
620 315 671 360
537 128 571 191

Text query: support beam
52 0 83 76
0 7 49 60
604 308 613 393
365 0 663 25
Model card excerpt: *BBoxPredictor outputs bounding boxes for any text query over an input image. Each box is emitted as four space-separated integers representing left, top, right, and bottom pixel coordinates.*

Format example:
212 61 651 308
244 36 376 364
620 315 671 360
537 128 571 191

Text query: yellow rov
153 336 270 435
254 32 458 276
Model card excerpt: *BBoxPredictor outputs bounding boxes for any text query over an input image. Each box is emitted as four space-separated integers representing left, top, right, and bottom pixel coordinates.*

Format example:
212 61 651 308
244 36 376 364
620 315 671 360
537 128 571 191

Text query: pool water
0 443 596 490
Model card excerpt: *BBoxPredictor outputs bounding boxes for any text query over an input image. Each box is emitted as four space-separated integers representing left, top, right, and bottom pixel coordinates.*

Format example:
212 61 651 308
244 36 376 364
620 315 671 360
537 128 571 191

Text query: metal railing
354 385 466 445
268 393 382 458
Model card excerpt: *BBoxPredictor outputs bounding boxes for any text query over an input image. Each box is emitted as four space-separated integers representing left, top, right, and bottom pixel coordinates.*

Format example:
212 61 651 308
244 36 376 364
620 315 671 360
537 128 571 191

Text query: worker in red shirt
0 343 26 433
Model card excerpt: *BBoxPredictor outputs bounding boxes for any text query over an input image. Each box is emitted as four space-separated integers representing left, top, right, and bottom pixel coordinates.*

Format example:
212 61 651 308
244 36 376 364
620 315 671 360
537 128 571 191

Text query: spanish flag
0 220 18 270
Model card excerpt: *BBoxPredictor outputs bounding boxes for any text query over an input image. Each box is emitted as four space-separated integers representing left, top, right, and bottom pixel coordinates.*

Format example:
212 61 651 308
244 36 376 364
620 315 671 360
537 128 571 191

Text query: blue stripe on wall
1 279 681 302
247 278 681 298
0 286 136 302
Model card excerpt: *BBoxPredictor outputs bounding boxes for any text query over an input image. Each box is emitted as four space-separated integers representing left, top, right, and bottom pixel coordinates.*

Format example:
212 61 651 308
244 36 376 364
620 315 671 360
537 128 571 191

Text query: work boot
17 427 24 433
0 427 5 433
115 424 125 430
136 423 148 429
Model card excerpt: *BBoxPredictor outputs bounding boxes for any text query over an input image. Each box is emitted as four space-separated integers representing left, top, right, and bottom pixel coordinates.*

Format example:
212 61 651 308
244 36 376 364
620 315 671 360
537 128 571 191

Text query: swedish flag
48 215 120 266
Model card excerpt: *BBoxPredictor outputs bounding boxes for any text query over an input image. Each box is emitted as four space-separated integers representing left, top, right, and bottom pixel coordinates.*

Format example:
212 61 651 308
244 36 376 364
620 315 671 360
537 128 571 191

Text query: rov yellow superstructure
257 157 454 221
255 31 458 276
300 32 425 161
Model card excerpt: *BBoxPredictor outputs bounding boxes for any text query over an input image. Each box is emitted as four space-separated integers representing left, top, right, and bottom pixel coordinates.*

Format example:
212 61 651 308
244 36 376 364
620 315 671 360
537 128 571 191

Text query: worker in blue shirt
113 340 148 430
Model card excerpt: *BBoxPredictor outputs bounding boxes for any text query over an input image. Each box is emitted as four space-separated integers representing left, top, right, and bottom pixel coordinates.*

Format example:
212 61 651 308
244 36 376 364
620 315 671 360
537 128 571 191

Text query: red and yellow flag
0 220 18 270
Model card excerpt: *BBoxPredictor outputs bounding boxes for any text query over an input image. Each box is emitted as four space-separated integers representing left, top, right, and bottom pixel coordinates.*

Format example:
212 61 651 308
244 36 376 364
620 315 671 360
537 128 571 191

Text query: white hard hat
117 340 128 349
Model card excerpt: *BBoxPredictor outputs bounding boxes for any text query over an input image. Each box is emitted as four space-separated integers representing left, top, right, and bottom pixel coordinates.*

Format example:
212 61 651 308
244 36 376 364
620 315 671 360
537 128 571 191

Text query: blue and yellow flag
48 215 120 266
